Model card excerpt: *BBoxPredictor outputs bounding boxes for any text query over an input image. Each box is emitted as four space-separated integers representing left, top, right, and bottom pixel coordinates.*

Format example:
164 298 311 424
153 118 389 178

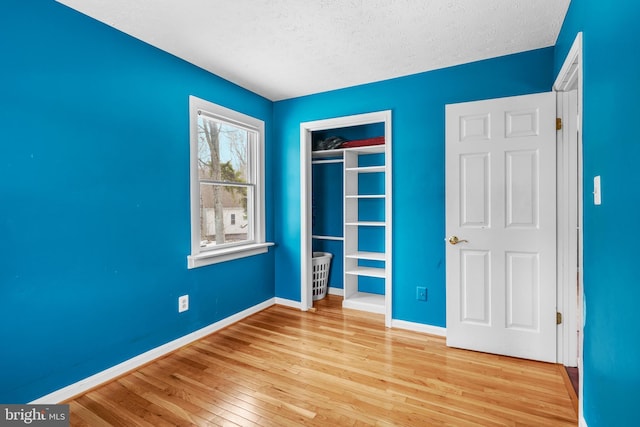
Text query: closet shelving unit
343 144 387 313
311 134 390 316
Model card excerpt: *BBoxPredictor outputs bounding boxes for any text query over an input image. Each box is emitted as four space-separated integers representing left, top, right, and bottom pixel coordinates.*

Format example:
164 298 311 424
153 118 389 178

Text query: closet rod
312 158 344 165
312 235 344 241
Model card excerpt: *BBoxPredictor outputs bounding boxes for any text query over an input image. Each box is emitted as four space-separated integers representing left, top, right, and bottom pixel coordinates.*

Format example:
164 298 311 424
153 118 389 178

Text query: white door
445 92 557 363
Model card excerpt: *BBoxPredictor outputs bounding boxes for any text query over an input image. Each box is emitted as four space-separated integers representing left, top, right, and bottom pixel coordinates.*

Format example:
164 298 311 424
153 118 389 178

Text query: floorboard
67 295 578 426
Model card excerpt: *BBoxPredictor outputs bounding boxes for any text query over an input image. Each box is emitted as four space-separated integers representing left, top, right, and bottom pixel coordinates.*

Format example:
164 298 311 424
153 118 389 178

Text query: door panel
505 251 539 330
461 153 490 227
506 150 538 227
446 92 556 363
461 250 491 324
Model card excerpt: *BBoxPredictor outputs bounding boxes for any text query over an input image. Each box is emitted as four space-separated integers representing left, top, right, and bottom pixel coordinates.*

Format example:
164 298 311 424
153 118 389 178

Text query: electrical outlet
178 295 189 313
416 287 427 301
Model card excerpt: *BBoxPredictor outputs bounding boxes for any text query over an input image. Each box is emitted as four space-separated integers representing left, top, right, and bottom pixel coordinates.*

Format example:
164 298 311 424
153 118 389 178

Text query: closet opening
300 111 392 326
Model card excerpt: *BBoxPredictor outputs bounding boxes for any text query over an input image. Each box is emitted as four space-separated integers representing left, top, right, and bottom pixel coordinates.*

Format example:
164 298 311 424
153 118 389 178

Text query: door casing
554 32 584 423
299 111 393 327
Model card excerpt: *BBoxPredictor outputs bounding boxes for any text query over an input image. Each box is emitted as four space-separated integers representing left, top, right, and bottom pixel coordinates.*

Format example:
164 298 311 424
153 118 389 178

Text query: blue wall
555 1 640 425
273 48 555 326
0 0 274 403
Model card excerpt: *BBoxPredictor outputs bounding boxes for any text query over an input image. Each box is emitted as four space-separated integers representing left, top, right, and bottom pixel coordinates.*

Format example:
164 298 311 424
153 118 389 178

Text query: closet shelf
345 266 386 278
345 221 386 227
345 165 385 173
311 144 385 159
345 194 385 199
342 292 385 314
345 251 385 261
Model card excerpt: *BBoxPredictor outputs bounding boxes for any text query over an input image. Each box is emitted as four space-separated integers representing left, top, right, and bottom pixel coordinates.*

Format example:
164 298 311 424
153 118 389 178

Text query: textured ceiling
56 0 571 101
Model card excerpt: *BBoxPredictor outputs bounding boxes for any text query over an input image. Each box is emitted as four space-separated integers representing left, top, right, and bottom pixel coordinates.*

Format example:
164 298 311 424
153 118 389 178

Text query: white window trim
188 242 273 268
187 95 272 268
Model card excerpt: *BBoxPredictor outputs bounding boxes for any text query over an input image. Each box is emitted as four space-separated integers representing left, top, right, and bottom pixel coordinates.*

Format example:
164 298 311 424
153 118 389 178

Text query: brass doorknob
448 236 468 245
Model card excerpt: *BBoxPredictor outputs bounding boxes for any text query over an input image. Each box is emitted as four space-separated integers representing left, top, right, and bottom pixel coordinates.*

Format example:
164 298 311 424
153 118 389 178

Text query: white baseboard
391 319 447 337
328 286 344 296
274 297 302 309
30 298 276 404
580 416 588 427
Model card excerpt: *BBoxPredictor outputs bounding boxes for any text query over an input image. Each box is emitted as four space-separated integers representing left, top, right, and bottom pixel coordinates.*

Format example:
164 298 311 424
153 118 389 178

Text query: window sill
187 242 274 269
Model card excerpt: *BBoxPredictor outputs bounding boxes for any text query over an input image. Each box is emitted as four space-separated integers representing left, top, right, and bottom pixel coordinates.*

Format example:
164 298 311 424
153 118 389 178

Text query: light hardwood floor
67 295 578 426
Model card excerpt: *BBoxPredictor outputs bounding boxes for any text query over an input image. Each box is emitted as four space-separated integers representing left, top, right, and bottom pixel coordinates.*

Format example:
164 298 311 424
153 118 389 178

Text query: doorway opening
299 111 393 326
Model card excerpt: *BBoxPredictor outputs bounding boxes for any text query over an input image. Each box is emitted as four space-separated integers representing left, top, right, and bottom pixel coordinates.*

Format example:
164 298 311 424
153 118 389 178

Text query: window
187 96 271 268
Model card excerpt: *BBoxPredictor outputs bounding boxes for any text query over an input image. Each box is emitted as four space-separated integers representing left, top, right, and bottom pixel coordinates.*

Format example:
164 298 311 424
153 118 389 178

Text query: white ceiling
56 0 571 101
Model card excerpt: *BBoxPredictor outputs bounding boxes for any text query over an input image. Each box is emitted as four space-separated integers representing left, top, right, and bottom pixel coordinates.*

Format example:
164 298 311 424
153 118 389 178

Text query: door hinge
556 118 562 130
556 312 563 325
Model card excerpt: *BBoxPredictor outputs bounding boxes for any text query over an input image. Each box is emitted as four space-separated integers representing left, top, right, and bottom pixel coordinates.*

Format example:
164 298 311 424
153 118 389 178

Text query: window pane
197 116 249 183
199 183 252 248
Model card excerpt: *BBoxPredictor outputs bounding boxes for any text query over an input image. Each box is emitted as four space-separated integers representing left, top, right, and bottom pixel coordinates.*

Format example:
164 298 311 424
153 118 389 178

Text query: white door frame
554 31 584 419
300 111 392 326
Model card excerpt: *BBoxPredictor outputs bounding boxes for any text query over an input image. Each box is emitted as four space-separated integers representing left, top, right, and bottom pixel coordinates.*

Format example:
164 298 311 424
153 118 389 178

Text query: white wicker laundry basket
311 252 332 301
